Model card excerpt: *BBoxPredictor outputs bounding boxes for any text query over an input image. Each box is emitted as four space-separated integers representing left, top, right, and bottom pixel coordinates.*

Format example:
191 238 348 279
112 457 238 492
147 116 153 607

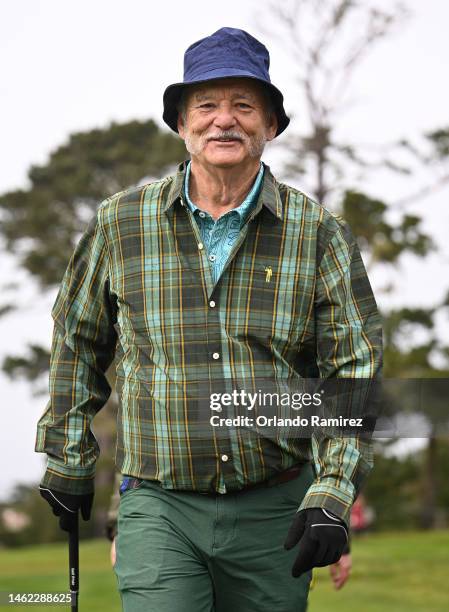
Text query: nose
213 102 237 130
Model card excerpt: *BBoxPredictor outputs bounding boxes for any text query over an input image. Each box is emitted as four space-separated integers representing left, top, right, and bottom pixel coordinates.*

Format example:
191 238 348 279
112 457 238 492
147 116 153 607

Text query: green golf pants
114 464 314 612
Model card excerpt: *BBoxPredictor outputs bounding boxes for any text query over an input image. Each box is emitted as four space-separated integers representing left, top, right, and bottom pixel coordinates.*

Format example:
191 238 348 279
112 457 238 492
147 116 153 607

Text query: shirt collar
163 160 283 221
183 161 264 225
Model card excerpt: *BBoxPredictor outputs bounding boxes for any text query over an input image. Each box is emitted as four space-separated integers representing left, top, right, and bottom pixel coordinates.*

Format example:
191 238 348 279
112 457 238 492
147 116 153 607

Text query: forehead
185 78 266 104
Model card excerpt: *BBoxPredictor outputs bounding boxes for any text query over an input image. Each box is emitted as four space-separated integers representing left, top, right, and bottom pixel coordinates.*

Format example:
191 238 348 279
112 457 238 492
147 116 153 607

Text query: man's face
177 78 278 169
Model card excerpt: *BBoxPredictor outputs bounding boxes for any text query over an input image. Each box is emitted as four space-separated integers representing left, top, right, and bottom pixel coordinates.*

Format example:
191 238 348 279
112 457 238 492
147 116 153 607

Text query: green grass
309 530 449 612
0 539 121 611
0 531 448 611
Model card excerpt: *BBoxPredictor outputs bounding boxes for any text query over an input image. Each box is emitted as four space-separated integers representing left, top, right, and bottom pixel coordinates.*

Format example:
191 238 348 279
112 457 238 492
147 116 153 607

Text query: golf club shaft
69 514 79 612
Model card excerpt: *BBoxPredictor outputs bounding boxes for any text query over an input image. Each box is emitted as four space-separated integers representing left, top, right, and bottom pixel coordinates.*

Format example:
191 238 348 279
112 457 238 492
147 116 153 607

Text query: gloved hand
284 508 348 577
39 486 94 532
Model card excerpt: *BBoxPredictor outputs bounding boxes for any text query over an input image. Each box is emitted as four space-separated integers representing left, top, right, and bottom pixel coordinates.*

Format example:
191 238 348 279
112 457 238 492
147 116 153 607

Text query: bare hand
329 553 351 589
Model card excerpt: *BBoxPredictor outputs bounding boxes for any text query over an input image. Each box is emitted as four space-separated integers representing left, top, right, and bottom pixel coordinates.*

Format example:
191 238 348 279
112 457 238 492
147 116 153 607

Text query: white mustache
184 127 266 158
205 131 246 142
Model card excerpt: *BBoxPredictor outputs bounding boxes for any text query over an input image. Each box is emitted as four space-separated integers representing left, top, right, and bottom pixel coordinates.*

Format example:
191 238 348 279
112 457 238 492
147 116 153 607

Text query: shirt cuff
298 479 355 527
40 459 95 495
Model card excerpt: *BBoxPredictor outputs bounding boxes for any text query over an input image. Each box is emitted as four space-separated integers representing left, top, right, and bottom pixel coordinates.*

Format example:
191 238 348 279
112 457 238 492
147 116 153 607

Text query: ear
266 113 278 141
177 113 186 138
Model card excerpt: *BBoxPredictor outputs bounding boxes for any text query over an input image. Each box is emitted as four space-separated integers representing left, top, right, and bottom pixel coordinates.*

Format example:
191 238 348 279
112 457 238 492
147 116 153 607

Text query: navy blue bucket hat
163 27 290 137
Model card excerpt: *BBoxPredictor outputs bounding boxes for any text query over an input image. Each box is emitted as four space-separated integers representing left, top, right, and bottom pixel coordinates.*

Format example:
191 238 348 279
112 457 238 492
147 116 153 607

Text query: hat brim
163 70 290 137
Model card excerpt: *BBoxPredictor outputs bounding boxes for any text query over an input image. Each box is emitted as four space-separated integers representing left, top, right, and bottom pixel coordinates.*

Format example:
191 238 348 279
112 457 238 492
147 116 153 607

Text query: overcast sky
1 0 448 500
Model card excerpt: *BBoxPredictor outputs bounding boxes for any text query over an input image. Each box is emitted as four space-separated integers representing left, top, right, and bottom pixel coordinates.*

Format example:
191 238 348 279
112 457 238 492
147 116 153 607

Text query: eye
198 103 215 110
237 102 252 109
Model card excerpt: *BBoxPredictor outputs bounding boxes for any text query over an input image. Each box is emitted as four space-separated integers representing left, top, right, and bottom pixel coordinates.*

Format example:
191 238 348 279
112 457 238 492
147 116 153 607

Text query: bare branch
392 174 449 209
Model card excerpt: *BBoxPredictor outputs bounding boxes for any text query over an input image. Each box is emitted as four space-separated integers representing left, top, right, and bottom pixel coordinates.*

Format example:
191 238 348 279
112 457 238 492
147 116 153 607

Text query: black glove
39 486 94 532
284 508 348 577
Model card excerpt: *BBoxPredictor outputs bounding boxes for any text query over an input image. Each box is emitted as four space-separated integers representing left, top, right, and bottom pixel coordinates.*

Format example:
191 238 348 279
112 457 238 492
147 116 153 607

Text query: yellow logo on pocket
264 266 272 283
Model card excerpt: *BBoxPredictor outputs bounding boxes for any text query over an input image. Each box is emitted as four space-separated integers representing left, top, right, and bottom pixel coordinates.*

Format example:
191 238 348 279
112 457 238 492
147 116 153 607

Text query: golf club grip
69 514 79 612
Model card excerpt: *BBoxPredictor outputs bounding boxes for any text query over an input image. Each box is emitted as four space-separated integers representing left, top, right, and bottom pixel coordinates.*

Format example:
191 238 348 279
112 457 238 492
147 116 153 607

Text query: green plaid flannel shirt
35 161 382 523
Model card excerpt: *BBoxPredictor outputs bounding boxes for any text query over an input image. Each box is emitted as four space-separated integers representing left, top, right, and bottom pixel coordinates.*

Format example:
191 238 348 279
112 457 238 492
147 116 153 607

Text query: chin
204 153 247 167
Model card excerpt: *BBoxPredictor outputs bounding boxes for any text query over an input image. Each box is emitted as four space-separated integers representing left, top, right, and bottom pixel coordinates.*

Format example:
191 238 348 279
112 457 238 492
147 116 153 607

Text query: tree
258 0 408 203
0 119 186 289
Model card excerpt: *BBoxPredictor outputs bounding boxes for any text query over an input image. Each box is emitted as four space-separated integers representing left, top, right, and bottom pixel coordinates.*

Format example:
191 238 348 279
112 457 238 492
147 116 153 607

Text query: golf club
69 513 79 612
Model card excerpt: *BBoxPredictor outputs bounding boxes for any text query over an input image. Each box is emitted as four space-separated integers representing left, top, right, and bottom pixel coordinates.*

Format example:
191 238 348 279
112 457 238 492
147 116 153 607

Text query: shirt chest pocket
228 268 299 343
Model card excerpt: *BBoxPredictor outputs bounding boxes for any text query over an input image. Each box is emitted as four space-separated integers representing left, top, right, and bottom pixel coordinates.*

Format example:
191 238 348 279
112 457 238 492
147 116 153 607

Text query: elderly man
36 27 381 612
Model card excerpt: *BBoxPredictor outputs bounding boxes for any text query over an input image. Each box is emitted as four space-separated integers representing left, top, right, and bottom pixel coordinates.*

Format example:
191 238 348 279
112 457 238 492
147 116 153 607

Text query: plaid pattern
35 161 382 523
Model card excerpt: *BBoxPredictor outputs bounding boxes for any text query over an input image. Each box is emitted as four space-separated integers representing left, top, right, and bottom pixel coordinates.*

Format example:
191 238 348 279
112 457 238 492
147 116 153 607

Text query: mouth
209 138 242 144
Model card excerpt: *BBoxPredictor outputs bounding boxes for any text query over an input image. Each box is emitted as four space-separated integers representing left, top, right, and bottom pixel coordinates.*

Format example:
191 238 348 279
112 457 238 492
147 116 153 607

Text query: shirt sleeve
298 220 382 525
35 208 117 495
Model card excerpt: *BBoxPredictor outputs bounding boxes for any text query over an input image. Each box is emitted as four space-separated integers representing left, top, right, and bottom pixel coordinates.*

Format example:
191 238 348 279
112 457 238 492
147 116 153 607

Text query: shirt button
209 254 216 262
209 300 216 308
198 242 204 250
212 352 220 360
221 454 229 462
199 211 206 218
